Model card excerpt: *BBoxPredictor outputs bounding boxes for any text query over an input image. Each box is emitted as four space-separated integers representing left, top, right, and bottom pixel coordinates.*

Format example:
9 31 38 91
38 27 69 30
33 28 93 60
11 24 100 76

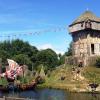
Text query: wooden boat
19 80 37 91
0 75 43 92
0 80 37 92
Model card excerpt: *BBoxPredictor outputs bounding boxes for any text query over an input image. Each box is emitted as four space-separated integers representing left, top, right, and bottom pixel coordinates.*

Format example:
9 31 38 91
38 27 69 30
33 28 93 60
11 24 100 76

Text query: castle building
68 11 100 66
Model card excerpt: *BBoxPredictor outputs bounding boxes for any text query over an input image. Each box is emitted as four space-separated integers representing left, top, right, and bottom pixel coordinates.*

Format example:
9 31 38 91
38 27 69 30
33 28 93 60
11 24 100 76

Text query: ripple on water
0 88 100 100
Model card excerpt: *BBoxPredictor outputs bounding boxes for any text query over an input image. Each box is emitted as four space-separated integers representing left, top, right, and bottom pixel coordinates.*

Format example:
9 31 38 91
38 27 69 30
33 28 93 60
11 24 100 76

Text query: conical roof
71 11 100 25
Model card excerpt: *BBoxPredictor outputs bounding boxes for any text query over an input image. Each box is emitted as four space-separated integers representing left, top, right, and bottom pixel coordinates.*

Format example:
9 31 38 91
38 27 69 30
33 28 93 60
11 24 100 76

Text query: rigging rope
0 26 67 41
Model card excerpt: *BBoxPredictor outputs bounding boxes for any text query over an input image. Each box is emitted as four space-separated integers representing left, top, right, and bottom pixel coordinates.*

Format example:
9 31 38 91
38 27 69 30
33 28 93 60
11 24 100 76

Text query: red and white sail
0 59 23 80
7 59 19 70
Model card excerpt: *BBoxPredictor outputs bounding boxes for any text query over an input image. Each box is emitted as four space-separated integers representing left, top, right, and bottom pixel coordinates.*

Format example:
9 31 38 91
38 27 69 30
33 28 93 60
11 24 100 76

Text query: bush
95 57 100 67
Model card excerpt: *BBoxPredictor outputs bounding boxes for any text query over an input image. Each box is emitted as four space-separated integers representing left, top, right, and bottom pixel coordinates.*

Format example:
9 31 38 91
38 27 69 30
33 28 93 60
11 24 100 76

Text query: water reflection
20 90 38 99
0 88 100 100
37 89 67 100
67 92 100 100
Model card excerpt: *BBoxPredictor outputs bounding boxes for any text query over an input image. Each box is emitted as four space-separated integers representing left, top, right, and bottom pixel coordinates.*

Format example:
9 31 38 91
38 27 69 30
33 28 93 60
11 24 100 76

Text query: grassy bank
37 65 100 92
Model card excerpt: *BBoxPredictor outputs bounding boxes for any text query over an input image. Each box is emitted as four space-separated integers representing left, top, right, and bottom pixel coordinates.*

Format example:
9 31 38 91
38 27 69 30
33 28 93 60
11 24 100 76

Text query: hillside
39 65 100 92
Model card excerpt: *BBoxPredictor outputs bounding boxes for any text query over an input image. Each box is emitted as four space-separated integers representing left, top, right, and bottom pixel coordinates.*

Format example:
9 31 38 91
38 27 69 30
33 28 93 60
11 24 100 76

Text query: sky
0 0 100 54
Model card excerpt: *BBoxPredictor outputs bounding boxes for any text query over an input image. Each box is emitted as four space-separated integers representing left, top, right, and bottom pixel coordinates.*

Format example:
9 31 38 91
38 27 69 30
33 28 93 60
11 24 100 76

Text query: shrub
95 57 100 67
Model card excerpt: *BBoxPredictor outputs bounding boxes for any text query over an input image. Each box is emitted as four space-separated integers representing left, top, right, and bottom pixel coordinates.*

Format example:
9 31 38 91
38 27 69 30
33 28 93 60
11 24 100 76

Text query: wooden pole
0 58 3 85
22 65 24 83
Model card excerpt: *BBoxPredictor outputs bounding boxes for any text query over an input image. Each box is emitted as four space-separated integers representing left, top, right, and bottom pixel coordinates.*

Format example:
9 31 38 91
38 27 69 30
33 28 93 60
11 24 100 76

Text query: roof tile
71 11 100 25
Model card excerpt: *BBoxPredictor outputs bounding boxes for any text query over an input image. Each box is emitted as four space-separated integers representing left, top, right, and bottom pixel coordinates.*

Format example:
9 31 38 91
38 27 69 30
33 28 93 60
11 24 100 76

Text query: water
0 88 100 100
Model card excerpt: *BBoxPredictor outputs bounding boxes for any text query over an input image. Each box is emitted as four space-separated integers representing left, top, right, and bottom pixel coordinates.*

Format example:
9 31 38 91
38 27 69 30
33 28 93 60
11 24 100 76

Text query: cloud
38 44 53 50
38 43 64 55
54 50 64 55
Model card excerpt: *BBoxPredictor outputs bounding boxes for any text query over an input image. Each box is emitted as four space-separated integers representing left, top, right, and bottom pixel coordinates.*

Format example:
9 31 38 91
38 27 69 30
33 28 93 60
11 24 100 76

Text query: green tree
65 42 73 56
58 55 65 65
58 42 73 65
0 50 10 65
12 54 32 70
95 57 100 67
36 49 58 69
11 39 37 55
11 39 38 64
0 39 60 71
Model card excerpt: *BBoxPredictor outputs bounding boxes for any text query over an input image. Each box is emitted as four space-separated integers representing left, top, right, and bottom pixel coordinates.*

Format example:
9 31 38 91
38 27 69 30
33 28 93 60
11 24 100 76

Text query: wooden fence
0 96 25 100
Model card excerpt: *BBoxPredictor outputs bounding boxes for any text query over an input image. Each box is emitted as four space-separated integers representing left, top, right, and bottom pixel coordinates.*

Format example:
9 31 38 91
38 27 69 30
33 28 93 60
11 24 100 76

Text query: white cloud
54 50 64 55
38 43 64 55
38 44 53 50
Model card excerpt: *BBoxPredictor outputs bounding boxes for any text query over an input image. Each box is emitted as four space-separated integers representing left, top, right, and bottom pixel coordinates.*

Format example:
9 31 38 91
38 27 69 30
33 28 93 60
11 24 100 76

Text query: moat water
0 88 100 100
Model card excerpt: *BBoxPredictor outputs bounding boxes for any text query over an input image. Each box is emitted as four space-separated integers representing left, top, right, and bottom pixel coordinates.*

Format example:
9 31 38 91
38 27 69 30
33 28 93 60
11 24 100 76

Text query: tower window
81 23 83 27
91 44 94 54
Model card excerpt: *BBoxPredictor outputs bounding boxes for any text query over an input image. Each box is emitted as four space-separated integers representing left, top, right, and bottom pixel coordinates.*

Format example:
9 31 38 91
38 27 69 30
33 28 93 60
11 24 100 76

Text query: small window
91 44 94 54
81 23 83 27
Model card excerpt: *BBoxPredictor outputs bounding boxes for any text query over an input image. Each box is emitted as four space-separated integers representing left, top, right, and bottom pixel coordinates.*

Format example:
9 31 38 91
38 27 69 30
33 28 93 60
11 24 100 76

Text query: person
78 61 83 67
76 69 80 74
72 67 75 71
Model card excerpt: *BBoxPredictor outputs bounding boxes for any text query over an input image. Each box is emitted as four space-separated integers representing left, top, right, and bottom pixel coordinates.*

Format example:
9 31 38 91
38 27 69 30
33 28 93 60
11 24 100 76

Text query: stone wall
72 31 100 58
65 55 100 66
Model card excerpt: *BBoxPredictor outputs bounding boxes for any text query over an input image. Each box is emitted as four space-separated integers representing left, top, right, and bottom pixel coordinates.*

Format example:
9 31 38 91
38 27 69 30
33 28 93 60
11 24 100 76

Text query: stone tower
68 11 100 66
